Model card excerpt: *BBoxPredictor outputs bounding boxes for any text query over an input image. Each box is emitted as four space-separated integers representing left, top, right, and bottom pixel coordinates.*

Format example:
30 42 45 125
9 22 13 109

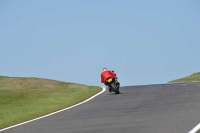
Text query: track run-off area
1 82 200 133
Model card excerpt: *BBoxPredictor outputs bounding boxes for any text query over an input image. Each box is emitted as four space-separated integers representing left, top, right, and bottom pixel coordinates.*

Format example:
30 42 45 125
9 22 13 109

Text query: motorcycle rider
101 68 118 93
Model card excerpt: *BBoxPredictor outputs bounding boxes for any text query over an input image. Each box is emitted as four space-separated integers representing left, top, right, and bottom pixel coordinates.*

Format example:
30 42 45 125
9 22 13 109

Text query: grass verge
0 76 102 129
169 72 200 83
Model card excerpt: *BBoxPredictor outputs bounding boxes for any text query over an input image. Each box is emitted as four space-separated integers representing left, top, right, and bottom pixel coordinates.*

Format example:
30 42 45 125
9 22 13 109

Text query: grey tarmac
1 83 200 133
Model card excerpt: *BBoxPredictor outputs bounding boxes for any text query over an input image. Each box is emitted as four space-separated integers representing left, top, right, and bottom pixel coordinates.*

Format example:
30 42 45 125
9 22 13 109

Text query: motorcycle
105 77 120 94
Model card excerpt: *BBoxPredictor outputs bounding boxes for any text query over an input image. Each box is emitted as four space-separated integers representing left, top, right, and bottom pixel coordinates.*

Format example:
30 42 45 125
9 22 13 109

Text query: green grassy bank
169 72 200 83
0 76 102 129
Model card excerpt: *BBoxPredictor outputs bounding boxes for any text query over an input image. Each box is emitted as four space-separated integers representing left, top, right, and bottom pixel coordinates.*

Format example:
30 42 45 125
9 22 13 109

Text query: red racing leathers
101 70 117 84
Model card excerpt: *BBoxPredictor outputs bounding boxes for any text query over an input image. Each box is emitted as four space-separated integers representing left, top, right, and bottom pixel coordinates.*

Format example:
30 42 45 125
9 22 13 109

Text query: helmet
102 68 108 71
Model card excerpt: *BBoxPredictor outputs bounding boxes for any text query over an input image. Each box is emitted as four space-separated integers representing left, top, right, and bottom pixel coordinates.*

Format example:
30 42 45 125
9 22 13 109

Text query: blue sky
0 0 200 87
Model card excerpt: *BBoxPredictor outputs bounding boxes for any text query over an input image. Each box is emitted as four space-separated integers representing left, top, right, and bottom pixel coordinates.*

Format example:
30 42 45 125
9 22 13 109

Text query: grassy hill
169 72 200 83
0 76 102 129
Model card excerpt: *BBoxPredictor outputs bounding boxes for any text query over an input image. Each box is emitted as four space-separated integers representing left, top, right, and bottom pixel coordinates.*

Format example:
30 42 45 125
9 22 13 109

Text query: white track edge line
188 123 200 133
0 87 106 132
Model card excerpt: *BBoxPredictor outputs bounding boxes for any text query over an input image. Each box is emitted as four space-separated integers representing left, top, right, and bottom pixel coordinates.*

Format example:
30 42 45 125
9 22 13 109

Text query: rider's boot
106 86 111 93
109 88 111 93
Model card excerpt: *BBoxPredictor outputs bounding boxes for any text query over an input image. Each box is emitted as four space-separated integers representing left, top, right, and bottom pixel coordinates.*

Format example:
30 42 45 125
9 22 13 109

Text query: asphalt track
1 83 200 133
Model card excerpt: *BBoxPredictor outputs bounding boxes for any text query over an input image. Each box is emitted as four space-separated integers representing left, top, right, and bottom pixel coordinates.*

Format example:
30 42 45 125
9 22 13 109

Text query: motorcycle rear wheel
110 83 120 94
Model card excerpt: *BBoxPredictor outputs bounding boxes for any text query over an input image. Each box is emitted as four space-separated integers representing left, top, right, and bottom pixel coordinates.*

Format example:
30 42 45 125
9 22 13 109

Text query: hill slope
0 76 102 129
169 72 200 83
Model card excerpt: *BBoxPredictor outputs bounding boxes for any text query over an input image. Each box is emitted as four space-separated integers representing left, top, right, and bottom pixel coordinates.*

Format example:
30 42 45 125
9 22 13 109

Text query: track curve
1 83 200 133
